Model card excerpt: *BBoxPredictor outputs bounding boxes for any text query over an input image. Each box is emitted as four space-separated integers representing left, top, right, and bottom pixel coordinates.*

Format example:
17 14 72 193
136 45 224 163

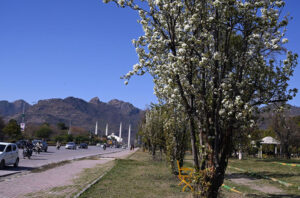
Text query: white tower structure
68 120 71 135
95 121 98 135
119 122 122 139
105 123 108 136
20 102 26 132
128 124 131 148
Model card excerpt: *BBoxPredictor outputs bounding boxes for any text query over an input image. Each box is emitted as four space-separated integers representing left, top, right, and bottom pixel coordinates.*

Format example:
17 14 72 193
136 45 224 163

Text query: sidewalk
0 149 136 198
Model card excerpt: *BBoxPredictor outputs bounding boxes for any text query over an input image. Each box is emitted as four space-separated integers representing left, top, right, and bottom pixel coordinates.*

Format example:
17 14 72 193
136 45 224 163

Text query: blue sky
0 0 299 109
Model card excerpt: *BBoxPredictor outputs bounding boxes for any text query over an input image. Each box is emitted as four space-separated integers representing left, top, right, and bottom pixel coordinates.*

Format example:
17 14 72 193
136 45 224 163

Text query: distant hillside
258 104 300 129
0 100 30 116
0 97 144 142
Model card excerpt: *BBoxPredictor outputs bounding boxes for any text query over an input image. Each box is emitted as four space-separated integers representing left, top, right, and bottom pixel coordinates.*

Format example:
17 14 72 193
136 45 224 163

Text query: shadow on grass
255 171 300 178
227 169 300 180
247 194 300 198
225 173 259 180
254 158 300 164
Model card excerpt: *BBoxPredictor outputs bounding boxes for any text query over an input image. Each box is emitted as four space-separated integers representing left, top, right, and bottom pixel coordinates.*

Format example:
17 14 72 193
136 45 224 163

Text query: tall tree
3 119 22 141
104 0 297 197
0 117 5 141
34 124 53 139
271 107 299 159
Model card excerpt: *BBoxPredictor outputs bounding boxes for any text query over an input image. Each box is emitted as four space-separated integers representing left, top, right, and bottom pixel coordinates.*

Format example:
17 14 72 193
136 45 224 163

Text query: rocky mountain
0 97 144 142
0 100 30 117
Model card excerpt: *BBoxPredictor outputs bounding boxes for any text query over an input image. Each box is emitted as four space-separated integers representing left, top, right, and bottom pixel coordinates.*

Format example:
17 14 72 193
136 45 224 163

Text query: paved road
0 146 123 177
0 149 137 198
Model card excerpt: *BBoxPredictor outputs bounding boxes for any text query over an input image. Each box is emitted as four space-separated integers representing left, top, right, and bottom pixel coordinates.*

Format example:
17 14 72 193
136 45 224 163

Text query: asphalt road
0 146 123 177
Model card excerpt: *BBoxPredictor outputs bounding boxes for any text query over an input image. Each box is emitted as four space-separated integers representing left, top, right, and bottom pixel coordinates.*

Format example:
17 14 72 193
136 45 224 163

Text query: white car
65 142 76 150
0 142 19 169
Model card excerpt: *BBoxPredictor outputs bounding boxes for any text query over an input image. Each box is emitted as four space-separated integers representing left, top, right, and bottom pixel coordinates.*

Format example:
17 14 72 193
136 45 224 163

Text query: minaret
119 122 122 139
128 124 131 148
68 120 71 135
20 102 26 132
105 123 108 136
95 121 98 136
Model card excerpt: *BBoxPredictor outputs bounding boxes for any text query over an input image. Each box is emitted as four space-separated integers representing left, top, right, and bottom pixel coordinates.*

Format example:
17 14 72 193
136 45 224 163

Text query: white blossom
282 38 288 44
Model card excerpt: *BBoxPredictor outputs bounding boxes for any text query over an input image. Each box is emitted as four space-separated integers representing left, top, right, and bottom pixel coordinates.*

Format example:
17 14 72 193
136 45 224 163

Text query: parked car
32 140 48 152
65 142 76 150
79 143 88 149
16 140 27 149
0 142 19 169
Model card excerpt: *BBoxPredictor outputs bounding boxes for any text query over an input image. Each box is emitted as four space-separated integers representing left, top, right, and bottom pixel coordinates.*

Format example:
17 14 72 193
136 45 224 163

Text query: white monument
95 121 98 135
128 124 131 149
105 123 108 136
119 122 122 139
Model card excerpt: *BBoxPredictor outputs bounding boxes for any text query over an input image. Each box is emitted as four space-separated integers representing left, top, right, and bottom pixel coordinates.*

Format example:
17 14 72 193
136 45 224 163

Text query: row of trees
139 104 300 196
138 104 189 173
270 110 300 158
105 0 298 197
0 117 93 144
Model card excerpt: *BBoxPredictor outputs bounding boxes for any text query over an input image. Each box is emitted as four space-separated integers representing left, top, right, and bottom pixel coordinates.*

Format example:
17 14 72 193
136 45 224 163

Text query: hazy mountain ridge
0 100 30 116
258 104 300 129
0 97 143 141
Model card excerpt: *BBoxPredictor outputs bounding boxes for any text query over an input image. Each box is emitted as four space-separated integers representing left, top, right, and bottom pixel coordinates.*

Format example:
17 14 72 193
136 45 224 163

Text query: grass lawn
74 151 300 198
226 157 300 197
183 153 300 197
79 150 191 198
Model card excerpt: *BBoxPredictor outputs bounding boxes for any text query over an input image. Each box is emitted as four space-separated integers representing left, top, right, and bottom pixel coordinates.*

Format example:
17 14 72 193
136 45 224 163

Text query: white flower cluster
105 0 297 133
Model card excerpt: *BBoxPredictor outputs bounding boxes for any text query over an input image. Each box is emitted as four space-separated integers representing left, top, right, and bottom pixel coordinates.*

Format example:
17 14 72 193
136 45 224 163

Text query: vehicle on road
16 140 27 149
56 141 61 150
65 142 76 150
0 142 19 169
79 143 88 149
32 140 48 152
23 147 32 159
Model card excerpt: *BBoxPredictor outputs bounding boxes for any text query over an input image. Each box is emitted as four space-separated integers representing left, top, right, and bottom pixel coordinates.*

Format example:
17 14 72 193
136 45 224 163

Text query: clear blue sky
0 0 299 109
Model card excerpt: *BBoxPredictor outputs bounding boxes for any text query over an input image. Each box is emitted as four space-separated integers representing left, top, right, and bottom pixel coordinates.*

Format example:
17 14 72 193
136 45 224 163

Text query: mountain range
0 97 144 141
1 97 299 138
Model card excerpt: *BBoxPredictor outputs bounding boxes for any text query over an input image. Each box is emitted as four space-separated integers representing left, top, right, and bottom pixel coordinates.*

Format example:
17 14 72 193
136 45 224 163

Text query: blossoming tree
104 0 297 197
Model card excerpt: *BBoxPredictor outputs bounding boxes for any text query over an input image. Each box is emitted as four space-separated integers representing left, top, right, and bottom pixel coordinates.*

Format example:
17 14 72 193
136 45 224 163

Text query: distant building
107 133 123 143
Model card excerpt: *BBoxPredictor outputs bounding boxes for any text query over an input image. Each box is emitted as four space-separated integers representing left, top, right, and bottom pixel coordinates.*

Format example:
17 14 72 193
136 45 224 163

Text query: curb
72 164 115 198
72 149 139 198
0 171 21 178
222 184 242 194
0 149 124 179
273 162 300 168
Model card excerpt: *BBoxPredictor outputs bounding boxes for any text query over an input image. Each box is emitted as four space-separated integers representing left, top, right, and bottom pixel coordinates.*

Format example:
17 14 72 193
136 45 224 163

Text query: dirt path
226 172 283 195
0 149 136 198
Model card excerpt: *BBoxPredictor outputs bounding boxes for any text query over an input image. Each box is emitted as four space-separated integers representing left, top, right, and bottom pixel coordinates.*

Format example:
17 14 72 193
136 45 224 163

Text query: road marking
222 184 242 194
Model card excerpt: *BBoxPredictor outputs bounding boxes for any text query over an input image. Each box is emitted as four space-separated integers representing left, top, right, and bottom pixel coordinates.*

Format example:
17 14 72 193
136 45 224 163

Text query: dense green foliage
2 119 22 141
34 124 53 139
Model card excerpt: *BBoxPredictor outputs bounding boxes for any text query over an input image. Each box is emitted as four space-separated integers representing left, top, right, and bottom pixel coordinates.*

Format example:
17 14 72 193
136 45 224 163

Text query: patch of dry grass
80 150 191 198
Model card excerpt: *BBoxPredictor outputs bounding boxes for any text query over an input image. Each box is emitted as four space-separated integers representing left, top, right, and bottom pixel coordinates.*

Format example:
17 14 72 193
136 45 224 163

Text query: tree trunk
152 145 156 160
189 115 200 170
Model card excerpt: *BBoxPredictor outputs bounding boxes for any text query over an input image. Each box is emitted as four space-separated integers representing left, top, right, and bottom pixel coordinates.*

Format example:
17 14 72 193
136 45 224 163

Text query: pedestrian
56 141 61 150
